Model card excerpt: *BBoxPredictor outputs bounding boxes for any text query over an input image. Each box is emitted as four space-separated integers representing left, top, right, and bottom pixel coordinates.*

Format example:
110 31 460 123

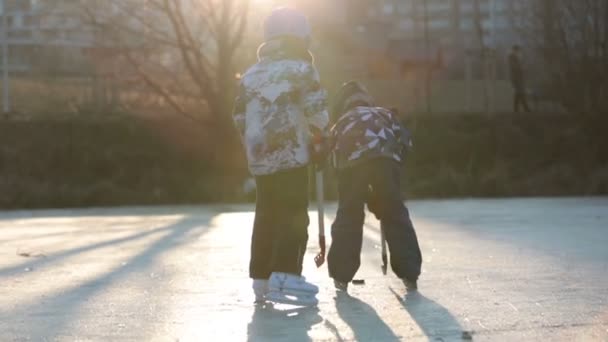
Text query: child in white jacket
233 7 329 306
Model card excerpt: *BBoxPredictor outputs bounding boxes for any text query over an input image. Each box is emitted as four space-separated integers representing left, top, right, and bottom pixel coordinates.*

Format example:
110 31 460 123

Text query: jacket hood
257 39 314 64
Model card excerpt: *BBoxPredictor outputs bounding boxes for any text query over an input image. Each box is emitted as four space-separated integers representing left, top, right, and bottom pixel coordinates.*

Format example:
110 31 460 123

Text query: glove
309 132 329 170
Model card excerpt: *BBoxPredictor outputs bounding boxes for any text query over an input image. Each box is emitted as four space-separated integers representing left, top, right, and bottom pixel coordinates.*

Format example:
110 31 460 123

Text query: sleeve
389 112 412 157
301 64 329 135
232 83 247 138
399 125 413 150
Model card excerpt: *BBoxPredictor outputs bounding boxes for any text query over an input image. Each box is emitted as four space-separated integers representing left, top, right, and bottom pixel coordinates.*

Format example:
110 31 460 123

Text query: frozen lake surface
1 197 607 341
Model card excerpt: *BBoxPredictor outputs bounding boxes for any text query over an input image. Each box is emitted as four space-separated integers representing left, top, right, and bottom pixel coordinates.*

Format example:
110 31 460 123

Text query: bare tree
472 0 490 112
77 0 250 126
515 0 608 113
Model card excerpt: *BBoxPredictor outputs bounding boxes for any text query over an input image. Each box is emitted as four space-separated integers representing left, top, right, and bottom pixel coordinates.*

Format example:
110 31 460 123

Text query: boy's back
331 106 411 170
234 7 328 307
234 41 328 176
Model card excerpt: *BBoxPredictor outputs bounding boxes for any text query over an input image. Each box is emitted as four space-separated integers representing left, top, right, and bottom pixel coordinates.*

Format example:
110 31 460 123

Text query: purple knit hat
264 7 311 42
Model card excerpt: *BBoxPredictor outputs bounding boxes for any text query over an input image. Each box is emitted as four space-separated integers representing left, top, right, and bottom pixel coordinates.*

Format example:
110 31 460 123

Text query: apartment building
300 0 522 79
1 0 86 73
343 0 520 56
1 0 148 75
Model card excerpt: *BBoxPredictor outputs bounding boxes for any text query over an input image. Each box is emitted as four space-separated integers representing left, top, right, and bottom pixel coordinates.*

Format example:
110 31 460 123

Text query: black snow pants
249 166 310 279
328 158 422 283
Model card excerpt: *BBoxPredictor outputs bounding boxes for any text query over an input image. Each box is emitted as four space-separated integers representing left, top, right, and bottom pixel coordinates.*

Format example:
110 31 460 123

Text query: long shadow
0 227 160 245
335 291 400 341
0 204 252 223
390 288 470 341
0 223 174 278
323 318 346 342
0 205 204 222
247 303 323 342
2 215 210 340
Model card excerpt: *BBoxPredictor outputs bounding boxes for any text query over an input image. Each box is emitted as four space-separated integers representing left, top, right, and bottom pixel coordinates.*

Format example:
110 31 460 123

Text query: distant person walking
508 45 531 113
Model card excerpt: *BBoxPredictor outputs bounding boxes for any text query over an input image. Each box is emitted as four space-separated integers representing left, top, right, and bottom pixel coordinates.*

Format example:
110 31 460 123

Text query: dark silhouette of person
508 45 531 112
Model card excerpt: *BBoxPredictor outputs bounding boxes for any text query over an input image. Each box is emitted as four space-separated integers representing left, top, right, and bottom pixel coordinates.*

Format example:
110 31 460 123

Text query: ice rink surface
1 197 607 341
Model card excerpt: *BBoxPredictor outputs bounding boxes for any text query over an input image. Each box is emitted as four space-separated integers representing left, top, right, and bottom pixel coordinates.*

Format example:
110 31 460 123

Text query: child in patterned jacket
327 81 422 292
232 7 329 306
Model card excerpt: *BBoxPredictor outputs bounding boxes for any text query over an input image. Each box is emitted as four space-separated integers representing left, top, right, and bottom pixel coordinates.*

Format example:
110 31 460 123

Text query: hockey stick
369 185 388 275
314 170 326 267
380 222 388 275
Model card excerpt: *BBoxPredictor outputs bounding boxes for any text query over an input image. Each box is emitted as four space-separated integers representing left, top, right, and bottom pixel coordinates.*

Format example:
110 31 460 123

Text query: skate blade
254 298 266 305
333 280 348 292
266 291 318 306
268 286 319 296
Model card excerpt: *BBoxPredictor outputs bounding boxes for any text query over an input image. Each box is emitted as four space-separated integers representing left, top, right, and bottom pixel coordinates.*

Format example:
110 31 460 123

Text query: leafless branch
75 0 250 123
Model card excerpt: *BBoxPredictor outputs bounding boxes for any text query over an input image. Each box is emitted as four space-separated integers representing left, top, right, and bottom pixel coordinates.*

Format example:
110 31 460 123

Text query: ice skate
268 272 319 295
265 290 319 306
266 272 319 306
252 279 269 304
333 279 348 292
402 278 418 291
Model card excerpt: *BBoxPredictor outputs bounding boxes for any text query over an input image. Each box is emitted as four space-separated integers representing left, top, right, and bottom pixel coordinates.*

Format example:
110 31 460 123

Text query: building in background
1 0 147 76
345 0 518 48
1 0 98 75
0 0 529 113
302 0 523 80
0 0 152 113
2 0 521 76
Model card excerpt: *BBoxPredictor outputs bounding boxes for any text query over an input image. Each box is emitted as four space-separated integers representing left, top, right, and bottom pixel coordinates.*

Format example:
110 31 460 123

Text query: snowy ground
1 198 607 341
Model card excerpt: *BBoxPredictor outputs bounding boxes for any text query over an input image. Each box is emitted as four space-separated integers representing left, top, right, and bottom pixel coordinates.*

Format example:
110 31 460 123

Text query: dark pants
514 88 531 112
328 159 422 283
250 167 309 279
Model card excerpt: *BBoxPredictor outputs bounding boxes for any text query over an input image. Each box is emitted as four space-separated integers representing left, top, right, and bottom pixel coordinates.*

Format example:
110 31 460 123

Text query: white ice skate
266 272 319 306
265 291 319 306
402 278 418 291
252 279 269 304
333 279 348 292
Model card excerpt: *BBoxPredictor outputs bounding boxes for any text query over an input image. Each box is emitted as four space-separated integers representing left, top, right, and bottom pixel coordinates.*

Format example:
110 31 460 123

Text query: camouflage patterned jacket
330 106 412 170
232 40 329 176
